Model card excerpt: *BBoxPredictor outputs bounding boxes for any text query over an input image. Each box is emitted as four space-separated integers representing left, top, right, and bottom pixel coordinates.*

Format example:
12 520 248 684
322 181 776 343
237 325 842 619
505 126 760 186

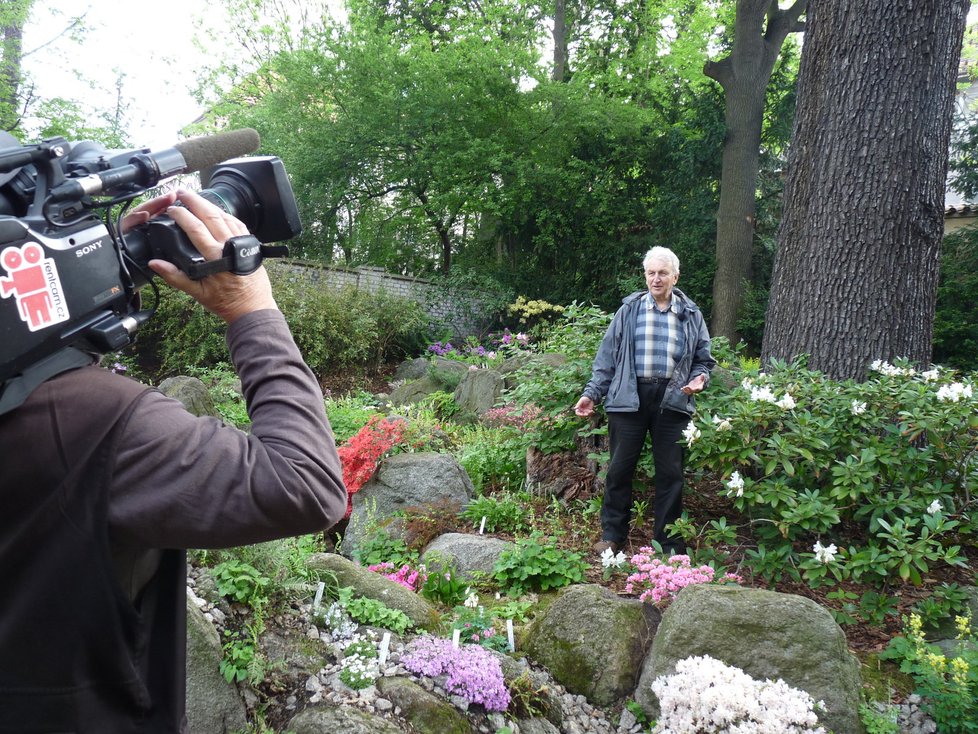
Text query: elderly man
574 246 715 556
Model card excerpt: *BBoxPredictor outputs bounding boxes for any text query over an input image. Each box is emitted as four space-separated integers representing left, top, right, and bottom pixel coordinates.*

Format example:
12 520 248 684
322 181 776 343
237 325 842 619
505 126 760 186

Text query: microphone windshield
174 128 261 173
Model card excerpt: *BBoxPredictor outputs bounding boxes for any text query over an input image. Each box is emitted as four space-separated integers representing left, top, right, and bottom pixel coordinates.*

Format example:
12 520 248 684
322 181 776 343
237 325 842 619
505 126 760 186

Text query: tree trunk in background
0 0 32 131
762 0 968 380
552 0 568 83
706 0 806 346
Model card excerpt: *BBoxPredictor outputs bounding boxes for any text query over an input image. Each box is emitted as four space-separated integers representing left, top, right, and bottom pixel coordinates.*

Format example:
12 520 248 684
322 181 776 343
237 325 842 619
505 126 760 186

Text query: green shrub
455 425 527 493
459 493 531 534
325 391 383 443
492 532 586 596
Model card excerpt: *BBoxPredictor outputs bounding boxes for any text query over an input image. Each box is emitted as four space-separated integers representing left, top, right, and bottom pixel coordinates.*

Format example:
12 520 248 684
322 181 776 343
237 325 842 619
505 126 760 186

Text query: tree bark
762 0 968 380
552 0 569 82
707 0 806 345
0 1 32 131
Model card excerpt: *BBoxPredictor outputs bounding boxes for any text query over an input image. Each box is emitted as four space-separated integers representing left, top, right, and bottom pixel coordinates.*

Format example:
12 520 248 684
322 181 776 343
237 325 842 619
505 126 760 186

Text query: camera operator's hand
147 189 278 324
121 191 178 233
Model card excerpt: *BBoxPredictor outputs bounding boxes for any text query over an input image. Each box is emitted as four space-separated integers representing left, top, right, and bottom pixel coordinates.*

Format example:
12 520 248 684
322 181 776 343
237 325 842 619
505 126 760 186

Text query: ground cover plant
179 297 978 732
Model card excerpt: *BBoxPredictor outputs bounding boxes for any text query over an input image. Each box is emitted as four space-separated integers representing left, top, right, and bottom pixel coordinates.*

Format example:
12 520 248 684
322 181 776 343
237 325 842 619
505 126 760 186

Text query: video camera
0 128 302 412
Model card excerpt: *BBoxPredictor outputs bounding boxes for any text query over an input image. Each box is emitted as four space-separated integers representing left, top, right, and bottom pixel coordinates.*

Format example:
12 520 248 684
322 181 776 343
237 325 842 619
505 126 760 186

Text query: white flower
682 422 701 447
651 655 827 734
813 541 837 564
464 591 479 608
850 400 867 416
927 499 943 515
725 471 745 497
921 369 940 382
937 382 973 403
741 377 754 391
775 393 796 410
750 386 777 403
601 548 627 569
712 415 732 431
870 359 915 377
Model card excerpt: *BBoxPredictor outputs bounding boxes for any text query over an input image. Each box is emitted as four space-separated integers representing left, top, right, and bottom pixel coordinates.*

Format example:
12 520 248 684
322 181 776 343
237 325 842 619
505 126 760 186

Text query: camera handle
182 235 289 281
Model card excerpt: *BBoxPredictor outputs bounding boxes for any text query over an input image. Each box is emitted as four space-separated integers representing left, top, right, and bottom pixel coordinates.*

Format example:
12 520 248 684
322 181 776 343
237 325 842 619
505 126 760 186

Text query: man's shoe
593 540 620 555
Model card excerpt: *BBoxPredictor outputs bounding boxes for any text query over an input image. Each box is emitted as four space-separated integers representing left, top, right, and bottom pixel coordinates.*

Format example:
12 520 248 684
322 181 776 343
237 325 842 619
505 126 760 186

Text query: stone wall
270 260 488 337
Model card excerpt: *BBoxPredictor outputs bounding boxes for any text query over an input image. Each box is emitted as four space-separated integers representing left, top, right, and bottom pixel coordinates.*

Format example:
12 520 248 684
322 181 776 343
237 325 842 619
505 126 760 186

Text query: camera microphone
46 128 262 202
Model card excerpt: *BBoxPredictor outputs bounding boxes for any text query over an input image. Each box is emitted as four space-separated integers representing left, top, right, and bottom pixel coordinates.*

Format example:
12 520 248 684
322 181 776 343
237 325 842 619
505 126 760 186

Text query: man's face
644 257 678 302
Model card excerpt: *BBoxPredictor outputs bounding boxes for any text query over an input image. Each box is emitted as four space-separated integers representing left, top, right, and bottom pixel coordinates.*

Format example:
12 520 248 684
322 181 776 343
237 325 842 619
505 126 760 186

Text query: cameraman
0 189 347 733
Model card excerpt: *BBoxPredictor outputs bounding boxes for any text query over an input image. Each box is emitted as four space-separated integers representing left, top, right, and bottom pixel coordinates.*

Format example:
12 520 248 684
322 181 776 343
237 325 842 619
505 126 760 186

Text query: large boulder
306 553 441 631
524 584 660 707
453 368 504 417
634 584 863 734
287 705 404 734
421 533 515 582
185 594 247 734
159 376 218 418
375 676 474 734
343 452 475 559
388 375 446 407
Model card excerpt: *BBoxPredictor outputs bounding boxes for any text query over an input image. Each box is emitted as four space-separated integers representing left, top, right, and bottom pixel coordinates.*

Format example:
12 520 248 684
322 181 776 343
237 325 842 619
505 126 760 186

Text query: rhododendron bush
336 416 406 518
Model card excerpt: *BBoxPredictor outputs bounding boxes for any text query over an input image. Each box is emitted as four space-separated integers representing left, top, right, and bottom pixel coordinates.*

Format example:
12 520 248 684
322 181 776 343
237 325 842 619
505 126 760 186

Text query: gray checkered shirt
634 293 684 379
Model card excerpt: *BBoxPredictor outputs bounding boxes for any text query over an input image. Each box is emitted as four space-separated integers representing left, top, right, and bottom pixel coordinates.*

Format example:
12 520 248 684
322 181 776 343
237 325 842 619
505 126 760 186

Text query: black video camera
0 128 302 408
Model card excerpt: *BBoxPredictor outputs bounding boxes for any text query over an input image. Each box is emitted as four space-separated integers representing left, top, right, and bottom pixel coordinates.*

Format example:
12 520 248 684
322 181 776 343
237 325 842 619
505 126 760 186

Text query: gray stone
287 704 404 734
184 594 247 734
524 584 660 707
518 717 560 734
453 368 504 416
634 584 863 734
159 376 218 418
376 676 474 733
306 552 441 631
343 452 474 559
421 533 515 582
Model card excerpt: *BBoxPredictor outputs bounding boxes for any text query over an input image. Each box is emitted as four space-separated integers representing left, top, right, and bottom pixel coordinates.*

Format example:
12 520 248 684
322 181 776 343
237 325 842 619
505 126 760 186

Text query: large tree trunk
706 0 806 345
762 0 968 380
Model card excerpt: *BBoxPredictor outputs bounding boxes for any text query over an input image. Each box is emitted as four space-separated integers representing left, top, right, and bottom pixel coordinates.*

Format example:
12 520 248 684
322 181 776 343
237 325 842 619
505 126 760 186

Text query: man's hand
574 396 595 417
681 373 707 396
121 191 178 233
147 189 278 324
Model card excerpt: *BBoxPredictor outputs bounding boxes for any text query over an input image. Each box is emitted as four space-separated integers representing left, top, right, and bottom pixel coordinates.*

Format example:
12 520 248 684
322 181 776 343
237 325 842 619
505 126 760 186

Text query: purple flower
401 636 510 712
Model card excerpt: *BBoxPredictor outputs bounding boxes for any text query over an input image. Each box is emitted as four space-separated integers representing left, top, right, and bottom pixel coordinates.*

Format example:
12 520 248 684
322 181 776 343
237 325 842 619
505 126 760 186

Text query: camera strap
0 347 96 417
185 235 289 280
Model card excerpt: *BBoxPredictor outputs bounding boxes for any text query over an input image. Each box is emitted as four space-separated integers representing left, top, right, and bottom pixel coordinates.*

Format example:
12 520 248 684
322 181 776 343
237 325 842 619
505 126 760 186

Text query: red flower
336 416 406 518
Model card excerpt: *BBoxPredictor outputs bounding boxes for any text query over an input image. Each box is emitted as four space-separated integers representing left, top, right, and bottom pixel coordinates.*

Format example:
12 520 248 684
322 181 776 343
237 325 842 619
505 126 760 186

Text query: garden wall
271 260 488 337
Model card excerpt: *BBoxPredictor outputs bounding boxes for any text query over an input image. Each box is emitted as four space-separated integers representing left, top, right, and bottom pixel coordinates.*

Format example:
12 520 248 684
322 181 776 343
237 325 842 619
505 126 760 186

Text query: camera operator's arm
106 191 346 550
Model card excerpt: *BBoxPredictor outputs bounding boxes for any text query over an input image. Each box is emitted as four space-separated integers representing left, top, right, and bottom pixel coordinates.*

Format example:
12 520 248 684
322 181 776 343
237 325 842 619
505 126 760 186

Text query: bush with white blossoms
651 655 827 734
686 354 975 588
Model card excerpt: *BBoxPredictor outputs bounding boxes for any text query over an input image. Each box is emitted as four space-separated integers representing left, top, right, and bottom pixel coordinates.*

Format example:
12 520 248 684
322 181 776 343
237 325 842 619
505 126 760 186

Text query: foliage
934 226 978 371
353 524 417 569
420 559 470 608
506 302 611 454
492 533 586 597
336 587 413 635
685 357 976 588
912 583 974 631
859 701 900 734
451 601 509 653
339 633 380 690
881 613 978 733
324 392 383 444
456 425 528 494
212 560 270 610
220 623 265 685
459 493 532 535
188 362 251 428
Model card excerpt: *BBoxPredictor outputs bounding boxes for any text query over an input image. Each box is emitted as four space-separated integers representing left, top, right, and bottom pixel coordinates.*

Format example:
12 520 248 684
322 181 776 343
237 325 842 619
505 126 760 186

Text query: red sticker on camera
0 243 70 331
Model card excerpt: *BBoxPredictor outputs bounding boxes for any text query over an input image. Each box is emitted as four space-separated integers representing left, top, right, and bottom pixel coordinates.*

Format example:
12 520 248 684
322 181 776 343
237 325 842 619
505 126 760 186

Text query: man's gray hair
643 246 680 275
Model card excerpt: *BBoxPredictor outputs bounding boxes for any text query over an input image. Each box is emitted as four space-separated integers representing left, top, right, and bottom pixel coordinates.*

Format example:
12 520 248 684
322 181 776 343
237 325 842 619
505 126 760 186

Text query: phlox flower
812 541 837 564
401 636 510 711
725 471 745 497
624 552 740 605
651 655 827 734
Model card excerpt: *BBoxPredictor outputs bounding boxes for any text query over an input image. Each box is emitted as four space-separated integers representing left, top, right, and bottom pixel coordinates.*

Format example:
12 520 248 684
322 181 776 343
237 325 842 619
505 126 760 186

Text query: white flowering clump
850 400 867 416
725 471 745 497
651 655 827 734
813 541 837 564
870 359 915 377
921 368 940 382
775 392 796 411
750 386 777 404
936 382 973 403
683 421 701 447
600 546 628 569
320 602 358 641
712 415 733 431
927 499 943 515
